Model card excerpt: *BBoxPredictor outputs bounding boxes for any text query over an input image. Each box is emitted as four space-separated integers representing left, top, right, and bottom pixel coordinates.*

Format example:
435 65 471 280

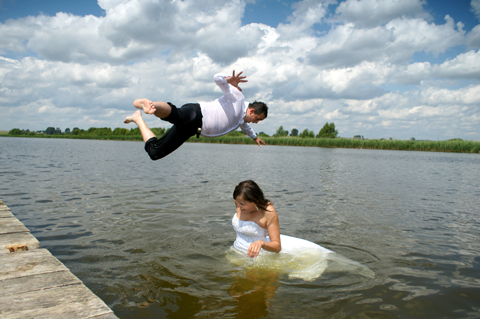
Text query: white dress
229 214 374 281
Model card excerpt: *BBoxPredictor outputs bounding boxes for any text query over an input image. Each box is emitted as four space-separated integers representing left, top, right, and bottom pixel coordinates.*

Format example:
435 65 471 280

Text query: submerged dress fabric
230 214 374 281
231 214 332 281
232 214 332 255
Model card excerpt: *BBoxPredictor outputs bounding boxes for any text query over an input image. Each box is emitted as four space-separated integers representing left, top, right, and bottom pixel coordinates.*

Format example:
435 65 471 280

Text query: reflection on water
228 269 279 318
1 137 480 318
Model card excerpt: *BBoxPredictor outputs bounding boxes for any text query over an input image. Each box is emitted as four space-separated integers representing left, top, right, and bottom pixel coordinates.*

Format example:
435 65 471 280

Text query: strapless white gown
229 214 374 281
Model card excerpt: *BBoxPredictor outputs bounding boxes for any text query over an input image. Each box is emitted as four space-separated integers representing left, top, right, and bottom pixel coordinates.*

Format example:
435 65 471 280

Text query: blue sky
2 0 477 31
1 0 479 140
0 0 105 21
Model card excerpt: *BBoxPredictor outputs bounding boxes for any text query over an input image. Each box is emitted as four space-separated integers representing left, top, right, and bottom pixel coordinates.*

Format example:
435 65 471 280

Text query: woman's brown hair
233 180 271 211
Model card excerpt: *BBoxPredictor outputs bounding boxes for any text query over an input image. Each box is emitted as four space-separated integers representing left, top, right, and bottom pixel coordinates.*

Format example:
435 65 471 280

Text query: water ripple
1 137 479 318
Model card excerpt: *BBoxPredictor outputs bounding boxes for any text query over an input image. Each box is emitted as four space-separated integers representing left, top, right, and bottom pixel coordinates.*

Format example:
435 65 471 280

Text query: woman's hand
248 240 264 258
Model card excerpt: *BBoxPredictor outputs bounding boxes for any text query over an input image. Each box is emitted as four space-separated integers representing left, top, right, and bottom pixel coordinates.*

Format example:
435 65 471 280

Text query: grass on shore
3 133 480 153
187 136 480 153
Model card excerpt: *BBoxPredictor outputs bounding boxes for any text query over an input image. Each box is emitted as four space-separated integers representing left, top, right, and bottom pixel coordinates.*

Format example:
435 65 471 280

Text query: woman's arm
247 209 282 258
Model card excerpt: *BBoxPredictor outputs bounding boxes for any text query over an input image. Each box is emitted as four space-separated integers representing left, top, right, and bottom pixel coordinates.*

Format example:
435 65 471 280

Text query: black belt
192 103 202 138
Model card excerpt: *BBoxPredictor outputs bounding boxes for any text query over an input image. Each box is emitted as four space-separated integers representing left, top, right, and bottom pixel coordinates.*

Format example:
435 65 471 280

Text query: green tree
151 127 166 136
45 127 56 135
128 127 140 135
290 128 298 137
299 128 315 138
9 128 22 135
93 127 112 136
274 125 289 137
316 122 338 138
113 128 129 135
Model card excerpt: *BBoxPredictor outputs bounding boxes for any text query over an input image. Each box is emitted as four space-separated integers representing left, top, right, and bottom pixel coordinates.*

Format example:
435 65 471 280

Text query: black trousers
144 103 202 160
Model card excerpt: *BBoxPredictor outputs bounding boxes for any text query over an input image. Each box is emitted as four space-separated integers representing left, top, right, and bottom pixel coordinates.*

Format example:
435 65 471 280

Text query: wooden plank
0 249 118 318
0 284 117 319
0 232 40 254
0 217 30 234
0 201 119 318
0 202 10 211
0 249 67 281
0 270 82 297
0 209 14 218
0 200 13 219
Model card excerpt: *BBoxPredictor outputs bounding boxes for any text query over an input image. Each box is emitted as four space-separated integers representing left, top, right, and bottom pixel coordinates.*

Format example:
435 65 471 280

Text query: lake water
1 136 480 319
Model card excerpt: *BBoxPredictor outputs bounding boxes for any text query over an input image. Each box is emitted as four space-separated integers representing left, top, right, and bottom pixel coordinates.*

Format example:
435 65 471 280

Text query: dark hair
233 180 270 211
248 101 268 118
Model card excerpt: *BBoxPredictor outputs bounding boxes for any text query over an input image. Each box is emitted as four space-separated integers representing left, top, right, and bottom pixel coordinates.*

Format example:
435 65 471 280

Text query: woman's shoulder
264 204 278 220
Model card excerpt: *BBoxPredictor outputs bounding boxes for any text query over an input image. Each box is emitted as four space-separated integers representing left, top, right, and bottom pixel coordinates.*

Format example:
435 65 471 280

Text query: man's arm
239 123 266 147
226 70 248 92
214 72 244 103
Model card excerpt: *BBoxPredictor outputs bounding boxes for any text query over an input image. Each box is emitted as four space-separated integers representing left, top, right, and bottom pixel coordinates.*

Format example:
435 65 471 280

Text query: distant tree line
8 126 167 137
273 122 338 138
8 122 339 139
8 128 38 136
7 122 339 140
6 124 480 154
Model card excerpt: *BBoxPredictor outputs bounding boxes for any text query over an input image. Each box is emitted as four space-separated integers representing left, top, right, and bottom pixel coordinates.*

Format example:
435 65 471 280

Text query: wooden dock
0 199 118 319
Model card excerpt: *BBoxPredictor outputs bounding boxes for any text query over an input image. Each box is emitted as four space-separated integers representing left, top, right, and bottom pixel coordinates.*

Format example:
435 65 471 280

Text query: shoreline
1 134 479 154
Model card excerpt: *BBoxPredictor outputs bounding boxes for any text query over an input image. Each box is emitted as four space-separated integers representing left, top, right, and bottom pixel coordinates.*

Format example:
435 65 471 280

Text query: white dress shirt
199 73 257 139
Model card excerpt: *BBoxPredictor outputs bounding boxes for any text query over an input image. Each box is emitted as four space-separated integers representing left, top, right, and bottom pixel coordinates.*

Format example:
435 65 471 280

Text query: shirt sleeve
214 73 244 103
240 122 257 140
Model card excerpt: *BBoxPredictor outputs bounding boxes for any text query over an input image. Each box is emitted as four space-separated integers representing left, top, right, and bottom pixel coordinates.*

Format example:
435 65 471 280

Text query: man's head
244 101 268 124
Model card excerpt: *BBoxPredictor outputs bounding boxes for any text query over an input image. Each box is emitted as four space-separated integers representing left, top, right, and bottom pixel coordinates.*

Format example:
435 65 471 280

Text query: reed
5 132 479 153
188 136 480 153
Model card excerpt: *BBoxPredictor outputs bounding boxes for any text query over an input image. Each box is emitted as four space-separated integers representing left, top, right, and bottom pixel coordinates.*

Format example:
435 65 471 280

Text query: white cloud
420 85 480 106
336 0 429 27
307 23 396 68
385 15 465 57
466 24 480 48
277 0 331 38
0 0 479 141
472 0 480 20
306 15 465 70
433 50 480 79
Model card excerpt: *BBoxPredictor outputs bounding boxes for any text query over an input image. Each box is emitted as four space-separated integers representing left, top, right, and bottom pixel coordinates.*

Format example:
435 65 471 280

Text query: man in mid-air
124 70 268 160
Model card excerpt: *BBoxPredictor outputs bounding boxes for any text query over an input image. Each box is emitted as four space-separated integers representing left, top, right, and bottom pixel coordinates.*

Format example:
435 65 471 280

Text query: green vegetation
273 125 289 137
189 135 480 153
316 122 338 138
4 126 165 141
4 125 480 154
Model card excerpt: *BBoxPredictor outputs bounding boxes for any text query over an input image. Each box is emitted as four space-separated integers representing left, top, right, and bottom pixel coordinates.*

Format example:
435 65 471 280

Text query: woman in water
231 180 375 281
232 180 281 258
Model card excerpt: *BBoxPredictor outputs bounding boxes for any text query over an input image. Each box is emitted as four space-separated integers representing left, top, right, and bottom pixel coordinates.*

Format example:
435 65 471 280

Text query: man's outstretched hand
255 137 266 147
226 70 248 91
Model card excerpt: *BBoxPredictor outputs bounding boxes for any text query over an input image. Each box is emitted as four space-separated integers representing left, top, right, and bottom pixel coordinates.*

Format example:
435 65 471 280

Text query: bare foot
124 110 142 124
134 98 156 114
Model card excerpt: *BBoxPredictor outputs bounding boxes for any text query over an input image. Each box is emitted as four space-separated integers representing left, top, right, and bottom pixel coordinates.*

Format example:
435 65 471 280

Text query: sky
1 0 480 140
